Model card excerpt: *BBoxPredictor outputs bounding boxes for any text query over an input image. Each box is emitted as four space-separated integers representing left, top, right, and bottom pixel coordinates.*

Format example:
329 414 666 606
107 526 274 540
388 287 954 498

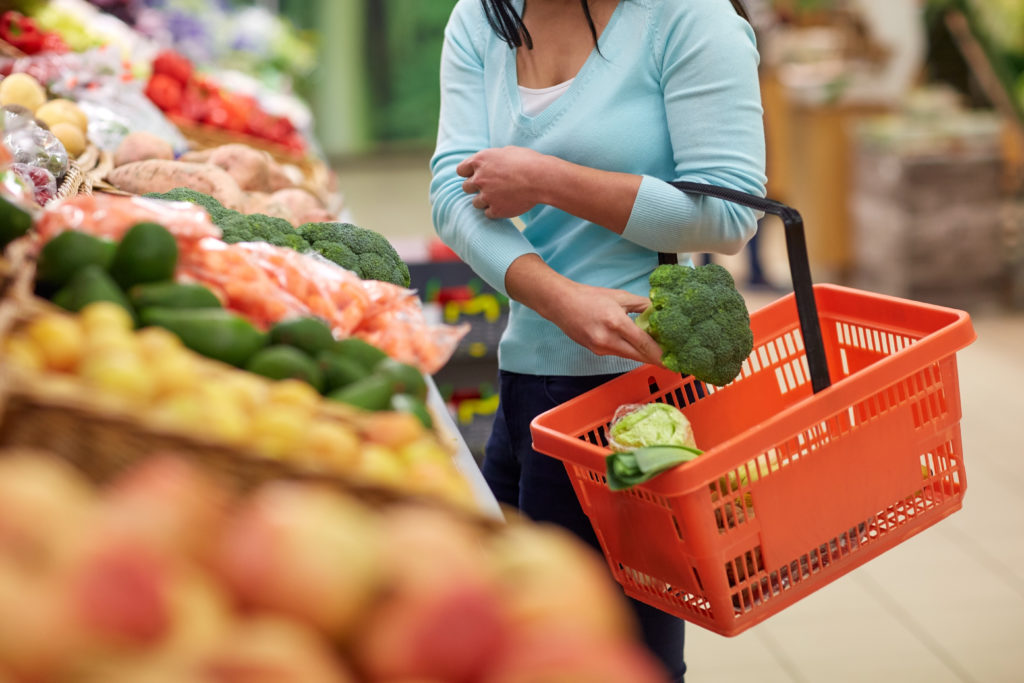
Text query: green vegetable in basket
609 402 696 452
605 444 703 491
636 263 753 386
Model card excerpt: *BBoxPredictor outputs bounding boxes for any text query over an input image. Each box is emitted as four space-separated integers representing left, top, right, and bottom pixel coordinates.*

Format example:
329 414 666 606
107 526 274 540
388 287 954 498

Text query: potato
35 99 88 132
114 131 175 167
207 144 272 193
0 73 47 112
106 160 245 210
50 122 86 157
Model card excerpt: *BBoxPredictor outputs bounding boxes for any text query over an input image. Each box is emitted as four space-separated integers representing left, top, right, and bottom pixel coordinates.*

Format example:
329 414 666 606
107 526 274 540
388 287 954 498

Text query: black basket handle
660 181 831 393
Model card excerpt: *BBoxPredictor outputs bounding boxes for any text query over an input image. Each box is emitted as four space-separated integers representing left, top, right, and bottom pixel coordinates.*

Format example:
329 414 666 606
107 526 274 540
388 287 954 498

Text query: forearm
532 155 642 235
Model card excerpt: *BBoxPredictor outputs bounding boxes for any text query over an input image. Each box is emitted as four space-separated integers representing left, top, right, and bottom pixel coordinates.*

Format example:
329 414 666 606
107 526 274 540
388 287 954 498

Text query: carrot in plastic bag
36 194 221 245
177 239 309 328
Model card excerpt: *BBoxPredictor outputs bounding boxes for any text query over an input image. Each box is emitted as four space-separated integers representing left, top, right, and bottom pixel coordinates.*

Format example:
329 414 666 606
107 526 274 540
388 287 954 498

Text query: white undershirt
518 78 574 117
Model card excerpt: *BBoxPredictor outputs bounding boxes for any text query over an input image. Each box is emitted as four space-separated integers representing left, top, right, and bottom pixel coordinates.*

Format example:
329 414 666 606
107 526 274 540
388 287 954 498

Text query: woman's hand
457 146 549 219
505 254 663 366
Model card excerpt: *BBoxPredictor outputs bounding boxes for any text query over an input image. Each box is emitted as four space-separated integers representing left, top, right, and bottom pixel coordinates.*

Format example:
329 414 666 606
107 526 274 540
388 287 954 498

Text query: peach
0 451 96 574
483 632 670 683
98 454 231 564
487 522 638 643
214 483 383 640
353 578 508 683
201 616 356 683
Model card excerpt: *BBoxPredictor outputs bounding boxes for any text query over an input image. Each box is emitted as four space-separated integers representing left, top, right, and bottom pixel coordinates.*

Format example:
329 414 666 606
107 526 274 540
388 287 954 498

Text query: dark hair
481 0 601 50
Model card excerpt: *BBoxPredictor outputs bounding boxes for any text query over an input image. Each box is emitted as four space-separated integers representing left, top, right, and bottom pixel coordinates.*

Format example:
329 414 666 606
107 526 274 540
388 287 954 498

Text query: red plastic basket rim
530 284 977 497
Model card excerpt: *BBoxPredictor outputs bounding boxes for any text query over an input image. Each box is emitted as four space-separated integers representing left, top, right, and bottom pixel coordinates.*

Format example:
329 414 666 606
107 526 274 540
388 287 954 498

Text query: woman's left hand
457 146 549 219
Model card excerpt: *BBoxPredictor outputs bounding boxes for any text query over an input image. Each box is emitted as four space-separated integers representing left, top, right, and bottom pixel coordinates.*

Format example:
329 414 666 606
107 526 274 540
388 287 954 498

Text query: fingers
472 194 488 211
456 157 475 177
461 179 479 194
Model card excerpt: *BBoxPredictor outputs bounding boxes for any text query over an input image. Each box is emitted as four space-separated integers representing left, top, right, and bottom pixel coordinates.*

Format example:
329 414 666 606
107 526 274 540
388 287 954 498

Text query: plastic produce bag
36 193 221 244
177 240 468 374
607 402 698 453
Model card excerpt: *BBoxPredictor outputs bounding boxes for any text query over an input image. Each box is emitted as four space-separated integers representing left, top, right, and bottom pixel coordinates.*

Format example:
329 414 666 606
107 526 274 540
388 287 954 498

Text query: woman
429 0 766 677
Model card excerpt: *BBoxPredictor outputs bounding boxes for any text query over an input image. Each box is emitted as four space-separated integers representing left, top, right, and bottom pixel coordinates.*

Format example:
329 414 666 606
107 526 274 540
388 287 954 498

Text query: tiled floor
683 306 1024 683
335 151 1024 683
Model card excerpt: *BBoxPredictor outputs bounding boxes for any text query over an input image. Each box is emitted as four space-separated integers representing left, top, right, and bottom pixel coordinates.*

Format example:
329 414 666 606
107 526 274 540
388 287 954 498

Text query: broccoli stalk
636 263 753 386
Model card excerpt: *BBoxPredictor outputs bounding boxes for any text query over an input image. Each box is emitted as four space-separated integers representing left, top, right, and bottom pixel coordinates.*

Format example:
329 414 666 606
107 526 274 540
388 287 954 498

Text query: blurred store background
0 1 1021 681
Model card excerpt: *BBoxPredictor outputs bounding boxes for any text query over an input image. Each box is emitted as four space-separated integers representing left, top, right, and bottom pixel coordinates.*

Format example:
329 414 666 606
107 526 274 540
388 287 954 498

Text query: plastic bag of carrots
179 240 468 374
36 194 221 245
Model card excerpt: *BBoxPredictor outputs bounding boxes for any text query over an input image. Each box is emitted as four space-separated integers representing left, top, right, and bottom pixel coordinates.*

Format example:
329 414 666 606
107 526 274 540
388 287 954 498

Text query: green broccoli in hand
636 263 753 386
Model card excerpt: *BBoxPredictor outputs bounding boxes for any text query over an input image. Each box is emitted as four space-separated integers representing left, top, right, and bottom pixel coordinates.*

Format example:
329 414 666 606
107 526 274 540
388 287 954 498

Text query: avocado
139 307 268 368
269 317 336 356
330 337 388 370
375 357 428 400
317 349 372 393
108 221 178 290
326 373 395 411
390 393 433 429
0 194 32 249
36 230 118 290
246 345 325 392
51 264 135 318
129 281 222 311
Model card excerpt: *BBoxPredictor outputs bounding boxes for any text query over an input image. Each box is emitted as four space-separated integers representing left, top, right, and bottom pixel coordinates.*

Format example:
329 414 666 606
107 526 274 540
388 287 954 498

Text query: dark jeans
482 370 686 682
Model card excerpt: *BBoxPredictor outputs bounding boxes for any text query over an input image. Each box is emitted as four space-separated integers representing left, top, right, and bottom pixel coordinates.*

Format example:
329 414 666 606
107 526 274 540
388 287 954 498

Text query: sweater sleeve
429 3 538 296
620 0 767 255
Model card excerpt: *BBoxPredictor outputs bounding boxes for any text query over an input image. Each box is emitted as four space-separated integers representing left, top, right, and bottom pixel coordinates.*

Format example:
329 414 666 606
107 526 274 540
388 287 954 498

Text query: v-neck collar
504 0 626 129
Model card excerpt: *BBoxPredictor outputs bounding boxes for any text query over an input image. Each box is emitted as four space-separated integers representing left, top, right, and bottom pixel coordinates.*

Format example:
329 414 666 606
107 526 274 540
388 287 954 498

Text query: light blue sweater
429 0 766 376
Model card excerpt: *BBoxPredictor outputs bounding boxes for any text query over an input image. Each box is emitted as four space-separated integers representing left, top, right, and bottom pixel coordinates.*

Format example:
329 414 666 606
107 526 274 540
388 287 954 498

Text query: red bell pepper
151 50 193 85
145 73 183 113
1 12 42 55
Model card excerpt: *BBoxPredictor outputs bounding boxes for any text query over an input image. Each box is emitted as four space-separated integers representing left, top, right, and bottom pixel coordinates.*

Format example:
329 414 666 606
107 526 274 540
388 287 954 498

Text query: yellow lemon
0 73 46 112
79 350 154 406
79 301 135 335
2 335 44 372
298 420 361 471
25 314 84 372
247 404 312 460
266 378 322 412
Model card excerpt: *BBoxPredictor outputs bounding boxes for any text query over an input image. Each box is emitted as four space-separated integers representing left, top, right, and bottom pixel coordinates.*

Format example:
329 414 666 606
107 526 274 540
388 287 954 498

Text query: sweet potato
105 160 245 210
207 143 272 193
243 191 297 225
266 160 295 191
113 131 175 167
178 149 213 163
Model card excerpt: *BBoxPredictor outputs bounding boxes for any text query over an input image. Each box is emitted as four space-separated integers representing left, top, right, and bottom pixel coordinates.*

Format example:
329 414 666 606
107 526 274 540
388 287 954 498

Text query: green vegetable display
636 263 753 386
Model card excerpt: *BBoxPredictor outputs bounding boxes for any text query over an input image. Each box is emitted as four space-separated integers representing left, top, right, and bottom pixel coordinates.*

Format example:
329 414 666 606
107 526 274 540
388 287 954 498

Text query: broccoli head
636 263 753 386
310 241 359 273
297 222 410 287
143 187 231 221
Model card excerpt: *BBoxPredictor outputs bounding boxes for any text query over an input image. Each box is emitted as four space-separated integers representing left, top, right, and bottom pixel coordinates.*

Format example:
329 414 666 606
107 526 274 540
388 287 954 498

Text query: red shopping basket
530 183 977 637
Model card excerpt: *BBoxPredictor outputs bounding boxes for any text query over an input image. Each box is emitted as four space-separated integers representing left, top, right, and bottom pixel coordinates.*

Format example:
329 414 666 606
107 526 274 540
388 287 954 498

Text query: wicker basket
0 287 479 520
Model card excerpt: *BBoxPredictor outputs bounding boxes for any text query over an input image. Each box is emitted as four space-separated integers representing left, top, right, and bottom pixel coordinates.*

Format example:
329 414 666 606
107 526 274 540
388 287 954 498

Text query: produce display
0 5 678 681
0 451 669 682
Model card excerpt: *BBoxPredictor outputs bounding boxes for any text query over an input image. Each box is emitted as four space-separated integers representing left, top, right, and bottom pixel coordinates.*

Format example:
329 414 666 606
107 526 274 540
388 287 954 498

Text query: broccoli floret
636 263 753 386
143 187 228 219
311 241 359 272
217 212 257 244
297 222 410 287
270 232 312 251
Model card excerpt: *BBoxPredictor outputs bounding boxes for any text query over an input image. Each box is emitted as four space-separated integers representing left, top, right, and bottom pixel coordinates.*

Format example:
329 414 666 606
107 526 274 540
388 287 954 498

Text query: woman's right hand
505 254 663 366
